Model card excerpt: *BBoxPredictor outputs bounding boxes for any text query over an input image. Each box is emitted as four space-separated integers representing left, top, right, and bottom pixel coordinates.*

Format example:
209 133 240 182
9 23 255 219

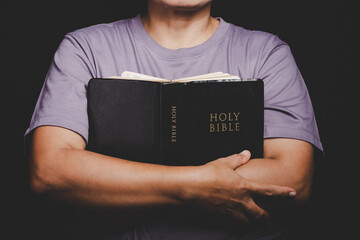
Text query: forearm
31 147 199 208
236 139 314 204
30 127 300 223
236 158 309 203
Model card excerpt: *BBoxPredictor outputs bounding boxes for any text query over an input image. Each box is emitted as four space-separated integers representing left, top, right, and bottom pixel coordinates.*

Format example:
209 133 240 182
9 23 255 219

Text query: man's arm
29 126 296 223
236 138 314 205
30 126 195 207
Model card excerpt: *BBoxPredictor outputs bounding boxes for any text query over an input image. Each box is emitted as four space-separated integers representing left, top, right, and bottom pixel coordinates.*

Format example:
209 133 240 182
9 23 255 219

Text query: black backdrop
2 0 357 239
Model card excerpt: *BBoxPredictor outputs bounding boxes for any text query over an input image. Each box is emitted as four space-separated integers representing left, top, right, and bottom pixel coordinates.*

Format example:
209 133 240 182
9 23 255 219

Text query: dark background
2 0 357 239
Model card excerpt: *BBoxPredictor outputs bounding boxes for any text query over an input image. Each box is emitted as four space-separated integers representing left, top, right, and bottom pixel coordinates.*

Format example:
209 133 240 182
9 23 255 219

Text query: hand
193 150 296 223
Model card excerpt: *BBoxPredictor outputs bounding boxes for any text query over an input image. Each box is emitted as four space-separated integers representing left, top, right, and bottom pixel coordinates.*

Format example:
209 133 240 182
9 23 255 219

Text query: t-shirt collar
129 14 230 60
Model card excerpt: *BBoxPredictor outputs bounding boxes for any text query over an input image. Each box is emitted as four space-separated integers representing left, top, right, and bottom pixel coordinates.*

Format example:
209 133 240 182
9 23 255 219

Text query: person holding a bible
25 0 323 239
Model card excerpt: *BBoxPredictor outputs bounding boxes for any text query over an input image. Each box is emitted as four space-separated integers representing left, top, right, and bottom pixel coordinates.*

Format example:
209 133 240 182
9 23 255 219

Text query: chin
153 0 213 11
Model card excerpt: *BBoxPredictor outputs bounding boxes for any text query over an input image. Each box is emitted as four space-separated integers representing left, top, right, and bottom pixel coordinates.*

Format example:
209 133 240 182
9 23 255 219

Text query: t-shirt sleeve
25 33 95 143
258 36 323 151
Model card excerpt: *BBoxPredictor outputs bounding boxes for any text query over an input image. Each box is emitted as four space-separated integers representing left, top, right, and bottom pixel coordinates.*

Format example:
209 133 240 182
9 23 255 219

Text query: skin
29 0 314 224
143 0 219 49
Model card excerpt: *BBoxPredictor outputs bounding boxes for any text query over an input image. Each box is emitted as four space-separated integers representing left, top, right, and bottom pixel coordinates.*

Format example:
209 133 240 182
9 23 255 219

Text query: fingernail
240 150 250 157
289 191 296 197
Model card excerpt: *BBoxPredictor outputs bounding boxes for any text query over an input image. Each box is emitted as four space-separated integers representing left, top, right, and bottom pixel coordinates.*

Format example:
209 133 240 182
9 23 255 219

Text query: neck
142 2 219 49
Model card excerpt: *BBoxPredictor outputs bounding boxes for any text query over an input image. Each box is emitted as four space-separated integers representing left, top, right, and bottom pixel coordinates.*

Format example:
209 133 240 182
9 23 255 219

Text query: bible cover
87 78 264 165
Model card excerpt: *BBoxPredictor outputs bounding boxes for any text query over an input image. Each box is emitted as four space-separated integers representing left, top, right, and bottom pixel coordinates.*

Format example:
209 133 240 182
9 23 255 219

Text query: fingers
246 199 270 220
224 199 269 223
219 150 251 169
249 181 296 198
228 207 250 223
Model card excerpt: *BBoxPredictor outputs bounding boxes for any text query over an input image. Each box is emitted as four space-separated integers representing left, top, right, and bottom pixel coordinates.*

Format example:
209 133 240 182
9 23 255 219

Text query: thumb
223 150 251 169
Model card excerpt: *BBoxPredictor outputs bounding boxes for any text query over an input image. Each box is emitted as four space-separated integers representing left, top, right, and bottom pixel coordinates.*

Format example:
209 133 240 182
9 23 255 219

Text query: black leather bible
87 72 264 166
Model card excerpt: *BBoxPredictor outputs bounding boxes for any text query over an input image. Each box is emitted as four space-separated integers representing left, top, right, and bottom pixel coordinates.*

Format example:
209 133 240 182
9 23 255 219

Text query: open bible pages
107 71 240 83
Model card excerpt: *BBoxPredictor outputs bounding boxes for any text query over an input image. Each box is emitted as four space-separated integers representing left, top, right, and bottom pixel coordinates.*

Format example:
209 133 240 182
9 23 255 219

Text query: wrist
162 165 206 205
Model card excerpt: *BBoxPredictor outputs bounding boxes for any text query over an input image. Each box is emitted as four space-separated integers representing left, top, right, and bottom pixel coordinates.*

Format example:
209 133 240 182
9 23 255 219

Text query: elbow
291 171 313 205
29 152 62 196
30 165 55 196
285 154 315 205
293 181 312 205
30 171 50 195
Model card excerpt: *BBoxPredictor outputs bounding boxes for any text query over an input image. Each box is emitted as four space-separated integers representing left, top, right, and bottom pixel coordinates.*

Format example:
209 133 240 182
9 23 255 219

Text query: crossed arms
29 125 313 223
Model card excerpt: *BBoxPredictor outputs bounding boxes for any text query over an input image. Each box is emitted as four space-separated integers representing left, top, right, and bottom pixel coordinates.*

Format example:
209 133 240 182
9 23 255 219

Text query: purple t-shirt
25 15 322 239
